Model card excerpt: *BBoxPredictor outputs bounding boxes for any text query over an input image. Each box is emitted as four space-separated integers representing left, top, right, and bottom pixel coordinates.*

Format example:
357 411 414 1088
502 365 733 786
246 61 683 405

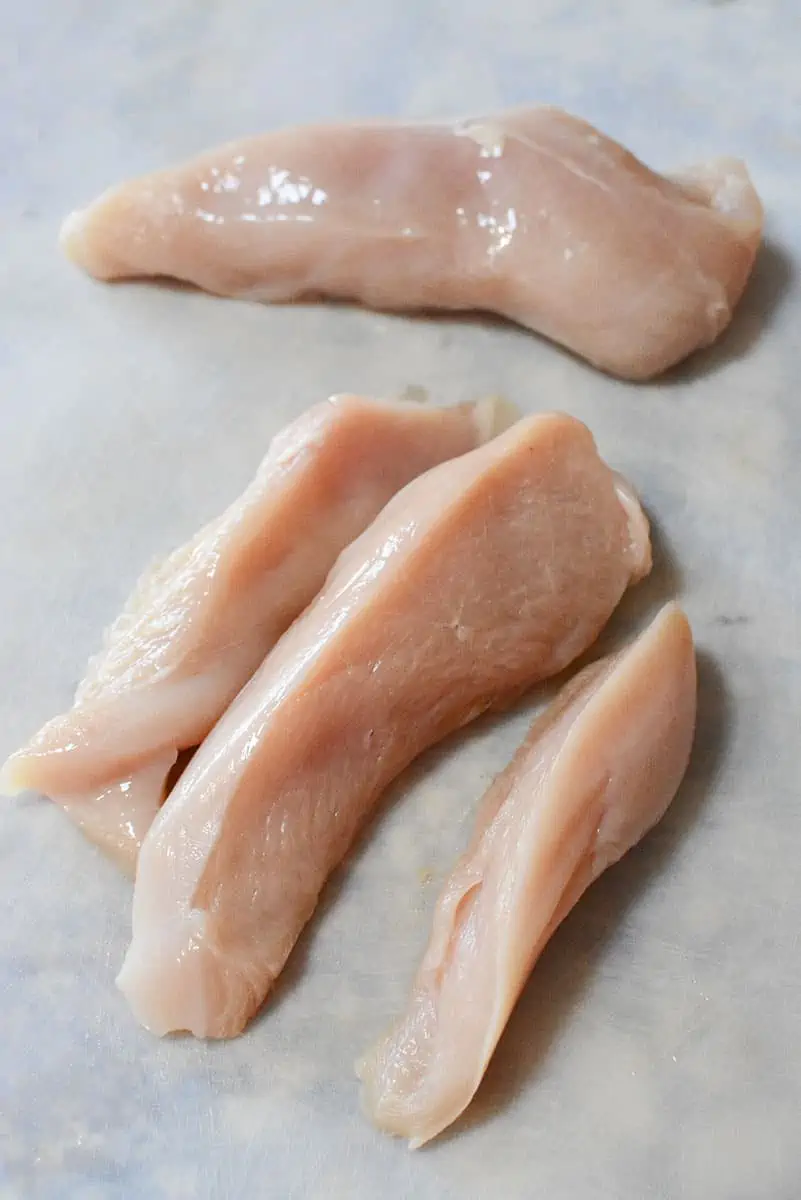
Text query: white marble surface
1 2 800 1197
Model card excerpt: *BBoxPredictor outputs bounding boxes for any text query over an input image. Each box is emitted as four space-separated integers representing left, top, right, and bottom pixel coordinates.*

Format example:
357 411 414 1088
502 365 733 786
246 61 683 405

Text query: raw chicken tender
61 106 763 379
117 412 651 1039
358 603 696 1147
0 394 508 870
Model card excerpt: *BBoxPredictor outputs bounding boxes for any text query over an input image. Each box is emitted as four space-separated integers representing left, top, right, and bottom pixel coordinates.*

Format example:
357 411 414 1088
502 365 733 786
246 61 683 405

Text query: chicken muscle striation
116 412 651 1038
358 603 696 1147
0 394 509 870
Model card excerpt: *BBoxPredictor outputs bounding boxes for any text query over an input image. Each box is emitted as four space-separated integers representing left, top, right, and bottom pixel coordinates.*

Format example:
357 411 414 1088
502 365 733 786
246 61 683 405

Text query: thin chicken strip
0 394 510 871
60 106 763 380
358 603 696 1147
117 412 651 1039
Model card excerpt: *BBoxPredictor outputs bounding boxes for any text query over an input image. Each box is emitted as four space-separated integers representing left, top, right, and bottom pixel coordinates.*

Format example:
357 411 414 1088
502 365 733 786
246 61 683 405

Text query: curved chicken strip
0 394 510 871
358 603 696 1147
117 412 651 1039
60 106 762 380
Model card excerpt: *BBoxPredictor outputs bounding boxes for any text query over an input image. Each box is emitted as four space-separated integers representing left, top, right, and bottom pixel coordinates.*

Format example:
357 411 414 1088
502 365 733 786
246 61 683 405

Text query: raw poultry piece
60 106 763 380
358 603 696 1147
0 394 510 871
117 412 652 1039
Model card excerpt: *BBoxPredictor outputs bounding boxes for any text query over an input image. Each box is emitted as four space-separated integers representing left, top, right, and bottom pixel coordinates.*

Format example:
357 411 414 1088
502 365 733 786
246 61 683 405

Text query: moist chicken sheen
60 106 763 380
358 603 696 1147
0 394 510 871
116 412 652 1039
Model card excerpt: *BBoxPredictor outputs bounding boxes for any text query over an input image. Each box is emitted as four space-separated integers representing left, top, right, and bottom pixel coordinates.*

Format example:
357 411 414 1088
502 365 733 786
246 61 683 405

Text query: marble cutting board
1 2 799 1197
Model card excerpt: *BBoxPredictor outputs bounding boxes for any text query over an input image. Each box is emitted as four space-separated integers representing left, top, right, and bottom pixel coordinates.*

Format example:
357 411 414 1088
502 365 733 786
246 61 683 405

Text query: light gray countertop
1 2 799 1197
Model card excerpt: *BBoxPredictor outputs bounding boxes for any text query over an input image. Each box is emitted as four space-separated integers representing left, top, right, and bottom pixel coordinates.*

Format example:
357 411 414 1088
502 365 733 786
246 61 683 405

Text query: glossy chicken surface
61 106 763 379
117 412 651 1038
358 603 696 1147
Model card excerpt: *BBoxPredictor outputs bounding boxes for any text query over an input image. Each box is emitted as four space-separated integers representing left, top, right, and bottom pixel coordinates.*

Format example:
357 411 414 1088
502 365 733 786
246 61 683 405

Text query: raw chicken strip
117 412 651 1039
60 106 763 380
358 603 696 1147
0 394 509 871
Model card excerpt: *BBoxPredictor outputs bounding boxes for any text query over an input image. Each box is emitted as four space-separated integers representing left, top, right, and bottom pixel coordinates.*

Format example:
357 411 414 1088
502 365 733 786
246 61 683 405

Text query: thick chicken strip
0 394 510 871
60 106 763 380
117 412 651 1039
358 603 696 1147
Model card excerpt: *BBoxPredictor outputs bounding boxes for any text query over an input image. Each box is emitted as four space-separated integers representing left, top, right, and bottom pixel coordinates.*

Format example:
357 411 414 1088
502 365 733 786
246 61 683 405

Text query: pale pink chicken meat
117 412 651 1039
357 603 696 1147
60 106 763 380
0 394 509 871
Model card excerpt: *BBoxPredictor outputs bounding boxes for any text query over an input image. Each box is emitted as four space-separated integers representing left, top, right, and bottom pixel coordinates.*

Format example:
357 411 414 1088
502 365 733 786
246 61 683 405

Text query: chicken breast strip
357 603 696 1148
117 412 651 1039
0 394 510 871
60 106 762 380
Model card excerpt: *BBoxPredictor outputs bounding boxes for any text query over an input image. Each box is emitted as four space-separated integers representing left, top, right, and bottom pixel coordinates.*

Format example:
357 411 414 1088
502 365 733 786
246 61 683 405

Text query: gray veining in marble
1 2 800 1197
